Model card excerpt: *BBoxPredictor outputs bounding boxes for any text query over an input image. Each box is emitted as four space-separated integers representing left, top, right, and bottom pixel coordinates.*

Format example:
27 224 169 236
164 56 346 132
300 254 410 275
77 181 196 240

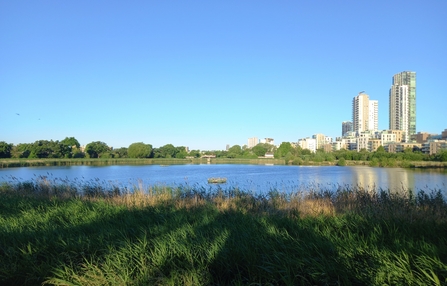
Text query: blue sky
1 1 446 151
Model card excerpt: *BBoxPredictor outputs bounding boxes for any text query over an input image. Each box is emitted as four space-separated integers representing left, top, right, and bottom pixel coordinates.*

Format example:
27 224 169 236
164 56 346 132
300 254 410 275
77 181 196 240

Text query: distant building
312 134 326 150
421 140 447 155
248 137 258 148
356 131 371 151
331 140 347 151
389 71 416 142
415 132 432 144
387 143 422 153
352 92 378 133
368 139 382 152
264 153 274 158
342 121 353 136
298 138 317 153
442 129 447 140
368 100 379 131
260 138 275 145
322 144 333 153
389 129 405 143
381 131 397 145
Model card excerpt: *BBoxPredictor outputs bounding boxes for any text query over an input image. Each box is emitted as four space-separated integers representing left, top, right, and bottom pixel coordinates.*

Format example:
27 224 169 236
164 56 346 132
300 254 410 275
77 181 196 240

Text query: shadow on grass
0 195 352 285
2 191 447 285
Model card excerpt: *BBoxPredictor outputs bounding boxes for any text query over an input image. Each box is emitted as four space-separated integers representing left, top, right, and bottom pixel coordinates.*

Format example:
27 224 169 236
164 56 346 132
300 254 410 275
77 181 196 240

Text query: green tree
435 150 447 162
376 145 386 153
29 140 55 158
175 146 188 159
154 144 178 158
337 157 346 166
128 142 153 158
284 152 294 164
188 150 201 158
61 137 80 149
227 145 242 158
85 141 110 158
275 142 294 158
252 144 267 157
0 141 13 158
11 143 31 158
112 147 128 158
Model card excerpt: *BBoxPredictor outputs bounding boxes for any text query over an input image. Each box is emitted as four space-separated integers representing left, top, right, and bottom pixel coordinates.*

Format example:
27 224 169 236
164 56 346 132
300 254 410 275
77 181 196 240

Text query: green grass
1 178 447 285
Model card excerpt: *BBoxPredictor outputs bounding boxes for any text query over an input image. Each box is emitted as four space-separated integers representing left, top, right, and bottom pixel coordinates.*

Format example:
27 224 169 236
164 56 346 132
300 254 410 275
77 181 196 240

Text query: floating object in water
207 177 227 184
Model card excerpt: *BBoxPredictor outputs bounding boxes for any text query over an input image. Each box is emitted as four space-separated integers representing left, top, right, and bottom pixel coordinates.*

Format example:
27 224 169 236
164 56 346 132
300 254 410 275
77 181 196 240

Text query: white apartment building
312 134 326 150
381 132 397 145
356 132 371 151
368 100 378 131
298 138 317 153
352 92 379 133
248 137 259 148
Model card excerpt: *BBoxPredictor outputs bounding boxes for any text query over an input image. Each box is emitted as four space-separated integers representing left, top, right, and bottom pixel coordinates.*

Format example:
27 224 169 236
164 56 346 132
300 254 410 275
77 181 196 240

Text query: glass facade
389 71 416 142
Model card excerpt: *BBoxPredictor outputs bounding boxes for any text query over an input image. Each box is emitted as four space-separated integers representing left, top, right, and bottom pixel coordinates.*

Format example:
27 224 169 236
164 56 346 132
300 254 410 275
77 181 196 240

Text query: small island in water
207 177 227 184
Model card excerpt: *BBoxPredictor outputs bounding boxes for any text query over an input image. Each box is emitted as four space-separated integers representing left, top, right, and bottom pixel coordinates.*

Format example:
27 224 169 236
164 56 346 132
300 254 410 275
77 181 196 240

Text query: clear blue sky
1 1 446 151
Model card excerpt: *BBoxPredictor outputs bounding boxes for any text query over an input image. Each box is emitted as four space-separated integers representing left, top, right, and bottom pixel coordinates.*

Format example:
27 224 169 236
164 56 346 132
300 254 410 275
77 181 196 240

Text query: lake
1 164 446 195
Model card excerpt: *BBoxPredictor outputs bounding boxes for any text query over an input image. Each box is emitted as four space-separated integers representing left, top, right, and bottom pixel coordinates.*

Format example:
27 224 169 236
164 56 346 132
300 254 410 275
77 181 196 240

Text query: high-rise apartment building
247 137 258 148
368 100 378 131
389 71 416 142
352 92 378 133
342 121 353 136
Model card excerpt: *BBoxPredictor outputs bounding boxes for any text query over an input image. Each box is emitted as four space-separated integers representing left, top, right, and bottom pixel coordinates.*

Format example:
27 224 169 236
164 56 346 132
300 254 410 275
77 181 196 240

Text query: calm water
1 164 446 194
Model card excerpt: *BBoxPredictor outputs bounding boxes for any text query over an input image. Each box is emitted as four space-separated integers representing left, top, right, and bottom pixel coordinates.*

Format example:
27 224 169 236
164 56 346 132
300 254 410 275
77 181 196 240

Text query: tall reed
1 176 446 285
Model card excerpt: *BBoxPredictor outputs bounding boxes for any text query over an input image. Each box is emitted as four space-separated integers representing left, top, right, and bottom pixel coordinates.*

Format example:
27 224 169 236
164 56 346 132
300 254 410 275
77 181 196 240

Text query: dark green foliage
111 147 128 158
60 137 80 149
153 144 178 158
85 141 110 158
5 138 82 159
0 141 12 158
252 143 267 157
127 142 153 158
275 142 294 158
11 143 32 158
435 150 447 162
227 145 242 158
337 157 346 166
188 149 201 158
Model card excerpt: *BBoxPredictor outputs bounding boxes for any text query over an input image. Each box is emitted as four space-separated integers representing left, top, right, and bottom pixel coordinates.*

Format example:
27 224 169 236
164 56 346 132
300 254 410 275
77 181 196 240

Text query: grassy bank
0 158 284 168
1 178 447 285
2 157 446 169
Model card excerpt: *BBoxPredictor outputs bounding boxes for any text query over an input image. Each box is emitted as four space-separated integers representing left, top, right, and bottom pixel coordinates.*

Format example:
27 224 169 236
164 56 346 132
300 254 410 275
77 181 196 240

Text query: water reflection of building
349 167 414 193
385 168 412 193
350 167 378 191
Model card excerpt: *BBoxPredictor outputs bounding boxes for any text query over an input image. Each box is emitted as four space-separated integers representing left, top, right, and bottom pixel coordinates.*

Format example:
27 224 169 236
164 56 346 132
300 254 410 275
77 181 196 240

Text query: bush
337 158 346 166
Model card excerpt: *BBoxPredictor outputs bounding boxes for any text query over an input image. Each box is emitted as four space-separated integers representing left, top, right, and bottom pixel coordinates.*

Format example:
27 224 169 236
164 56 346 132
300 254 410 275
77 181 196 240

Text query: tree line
0 138 277 160
0 138 198 159
0 138 446 163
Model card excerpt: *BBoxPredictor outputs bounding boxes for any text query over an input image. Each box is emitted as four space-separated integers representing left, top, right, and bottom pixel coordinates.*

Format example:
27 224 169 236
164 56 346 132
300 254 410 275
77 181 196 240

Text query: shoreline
1 158 446 169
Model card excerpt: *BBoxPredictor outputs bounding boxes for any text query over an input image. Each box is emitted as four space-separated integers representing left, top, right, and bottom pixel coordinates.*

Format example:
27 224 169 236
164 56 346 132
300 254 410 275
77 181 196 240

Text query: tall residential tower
352 92 378 133
389 71 416 142
342 121 353 136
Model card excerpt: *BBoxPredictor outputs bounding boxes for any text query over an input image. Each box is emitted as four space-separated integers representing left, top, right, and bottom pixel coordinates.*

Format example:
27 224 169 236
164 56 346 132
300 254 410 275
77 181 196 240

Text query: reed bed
1 176 446 285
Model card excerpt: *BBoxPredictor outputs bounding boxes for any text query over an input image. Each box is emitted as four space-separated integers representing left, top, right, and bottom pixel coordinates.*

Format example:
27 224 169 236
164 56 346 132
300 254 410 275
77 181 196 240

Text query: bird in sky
16 113 20 116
